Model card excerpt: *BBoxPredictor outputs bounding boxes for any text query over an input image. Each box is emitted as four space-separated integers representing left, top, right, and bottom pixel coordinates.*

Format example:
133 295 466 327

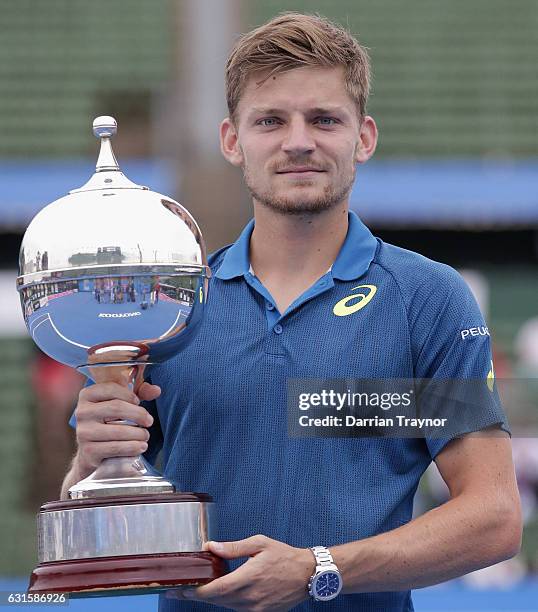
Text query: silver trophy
17 117 225 596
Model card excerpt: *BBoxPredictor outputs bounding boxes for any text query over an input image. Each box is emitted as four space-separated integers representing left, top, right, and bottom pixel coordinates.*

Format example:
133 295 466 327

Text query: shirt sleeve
409 266 509 459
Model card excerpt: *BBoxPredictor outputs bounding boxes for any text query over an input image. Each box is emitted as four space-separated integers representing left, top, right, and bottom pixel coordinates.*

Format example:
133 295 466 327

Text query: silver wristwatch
307 546 343 602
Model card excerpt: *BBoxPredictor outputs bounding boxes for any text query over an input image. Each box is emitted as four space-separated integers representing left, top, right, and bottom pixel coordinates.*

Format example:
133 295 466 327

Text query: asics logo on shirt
333 284 377 317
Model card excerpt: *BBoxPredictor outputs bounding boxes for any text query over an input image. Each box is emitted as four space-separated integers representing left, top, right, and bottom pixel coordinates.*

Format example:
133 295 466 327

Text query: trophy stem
69 356 175 499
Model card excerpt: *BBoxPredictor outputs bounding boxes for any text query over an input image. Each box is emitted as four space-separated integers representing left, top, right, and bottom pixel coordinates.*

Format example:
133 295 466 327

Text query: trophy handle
69 353 175 499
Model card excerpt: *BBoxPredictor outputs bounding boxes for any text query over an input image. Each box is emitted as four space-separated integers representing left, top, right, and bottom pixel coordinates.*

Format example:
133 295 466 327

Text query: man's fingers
137 382 161 402
77 399 153 427
80 382 140 405
77 423 150 443
81 440 149 468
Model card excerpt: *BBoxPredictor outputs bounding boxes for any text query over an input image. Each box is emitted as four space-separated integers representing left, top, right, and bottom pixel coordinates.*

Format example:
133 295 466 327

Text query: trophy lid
17 116 208 286
16 116 209 372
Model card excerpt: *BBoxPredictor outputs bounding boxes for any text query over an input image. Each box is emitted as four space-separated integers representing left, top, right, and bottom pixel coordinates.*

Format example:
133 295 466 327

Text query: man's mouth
276 167 325 174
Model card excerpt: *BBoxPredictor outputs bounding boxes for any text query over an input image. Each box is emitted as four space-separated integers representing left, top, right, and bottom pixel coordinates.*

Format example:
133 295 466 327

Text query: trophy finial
68 115 144 192
93 115 117 139
92 115 120 173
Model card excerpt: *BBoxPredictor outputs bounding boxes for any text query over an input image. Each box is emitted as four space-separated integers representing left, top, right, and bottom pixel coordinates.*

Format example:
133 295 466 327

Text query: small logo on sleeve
333 284 377 317
460 326 489 340
487 360 495 392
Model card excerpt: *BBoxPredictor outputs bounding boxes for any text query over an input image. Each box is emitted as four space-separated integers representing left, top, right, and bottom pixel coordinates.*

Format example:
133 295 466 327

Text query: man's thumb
137 382 161 401
205 535 268 559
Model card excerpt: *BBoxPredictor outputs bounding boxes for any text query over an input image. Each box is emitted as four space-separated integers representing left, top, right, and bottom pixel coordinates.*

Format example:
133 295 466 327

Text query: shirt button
274 324 283 334
266 302 275 311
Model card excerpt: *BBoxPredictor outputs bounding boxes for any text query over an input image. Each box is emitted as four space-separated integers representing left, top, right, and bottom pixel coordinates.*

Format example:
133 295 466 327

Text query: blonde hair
225 12 371 123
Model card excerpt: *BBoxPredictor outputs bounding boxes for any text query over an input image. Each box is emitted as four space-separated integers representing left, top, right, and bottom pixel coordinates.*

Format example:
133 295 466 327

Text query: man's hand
61 380 161 497
167 535 315 611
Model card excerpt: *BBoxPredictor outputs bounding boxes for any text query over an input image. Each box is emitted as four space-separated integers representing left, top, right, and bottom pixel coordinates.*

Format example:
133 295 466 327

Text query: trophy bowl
16 117 226 596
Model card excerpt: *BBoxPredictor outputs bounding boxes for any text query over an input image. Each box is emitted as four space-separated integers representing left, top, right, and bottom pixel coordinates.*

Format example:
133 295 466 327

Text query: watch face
313 570 342 600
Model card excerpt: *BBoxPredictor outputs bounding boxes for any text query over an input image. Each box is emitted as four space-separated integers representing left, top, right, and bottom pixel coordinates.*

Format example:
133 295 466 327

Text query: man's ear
220 117 244 167
355 116 378 164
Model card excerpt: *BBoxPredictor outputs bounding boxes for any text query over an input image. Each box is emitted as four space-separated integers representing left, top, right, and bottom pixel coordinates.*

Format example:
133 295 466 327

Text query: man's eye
258 118 280 127
316 117 338 126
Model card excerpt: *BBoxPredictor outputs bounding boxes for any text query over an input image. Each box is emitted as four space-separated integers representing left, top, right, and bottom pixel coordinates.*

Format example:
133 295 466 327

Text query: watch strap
310 546 336 568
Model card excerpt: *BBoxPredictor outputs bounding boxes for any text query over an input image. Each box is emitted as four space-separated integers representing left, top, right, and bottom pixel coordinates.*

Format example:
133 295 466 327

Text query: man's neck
249 203 349 312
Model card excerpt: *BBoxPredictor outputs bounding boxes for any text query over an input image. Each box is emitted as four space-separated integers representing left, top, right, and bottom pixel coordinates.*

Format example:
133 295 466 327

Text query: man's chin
247 178 352 215
256 195 338 215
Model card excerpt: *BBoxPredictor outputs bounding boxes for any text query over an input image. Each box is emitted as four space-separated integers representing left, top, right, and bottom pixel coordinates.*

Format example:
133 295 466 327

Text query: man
62 13 521 611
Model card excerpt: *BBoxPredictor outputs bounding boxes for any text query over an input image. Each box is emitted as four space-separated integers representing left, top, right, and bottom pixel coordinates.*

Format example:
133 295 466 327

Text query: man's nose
281 118 315 155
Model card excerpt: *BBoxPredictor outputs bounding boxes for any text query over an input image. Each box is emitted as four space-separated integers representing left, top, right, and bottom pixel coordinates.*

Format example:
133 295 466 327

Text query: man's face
221 66 376 215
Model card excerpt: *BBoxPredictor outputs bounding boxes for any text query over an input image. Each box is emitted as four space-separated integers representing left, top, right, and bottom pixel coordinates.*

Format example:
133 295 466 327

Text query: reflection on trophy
16 117 226 596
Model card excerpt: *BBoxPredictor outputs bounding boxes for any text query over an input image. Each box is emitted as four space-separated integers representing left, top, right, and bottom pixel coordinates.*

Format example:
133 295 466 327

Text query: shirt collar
331 211 378 280
215 211 377 281
215 218 254 280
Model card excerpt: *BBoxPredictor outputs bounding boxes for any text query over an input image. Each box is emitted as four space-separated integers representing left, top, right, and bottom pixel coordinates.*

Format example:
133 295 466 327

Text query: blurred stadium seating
0 0 169 157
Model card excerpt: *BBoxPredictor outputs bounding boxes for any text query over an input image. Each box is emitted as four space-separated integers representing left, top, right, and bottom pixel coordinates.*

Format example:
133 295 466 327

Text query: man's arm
331 430 521 592
177 430 521 610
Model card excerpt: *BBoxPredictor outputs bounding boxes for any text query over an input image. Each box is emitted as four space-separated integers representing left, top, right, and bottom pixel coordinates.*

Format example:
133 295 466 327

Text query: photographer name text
298 415 448 428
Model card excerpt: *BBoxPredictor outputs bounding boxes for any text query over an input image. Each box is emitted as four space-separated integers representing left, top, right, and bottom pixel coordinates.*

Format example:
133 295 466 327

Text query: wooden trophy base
29 551 227 597
28 492 226 597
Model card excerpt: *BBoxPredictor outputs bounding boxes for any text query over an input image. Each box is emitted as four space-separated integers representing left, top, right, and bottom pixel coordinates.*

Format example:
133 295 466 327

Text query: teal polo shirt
143 212 507 612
